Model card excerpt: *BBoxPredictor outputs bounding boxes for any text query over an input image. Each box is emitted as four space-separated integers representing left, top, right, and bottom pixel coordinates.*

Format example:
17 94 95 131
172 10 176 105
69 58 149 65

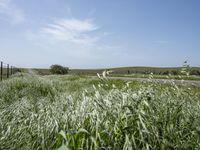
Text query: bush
162 70 169 75
50 64 69 75
190 69 200 76
171 70 178 75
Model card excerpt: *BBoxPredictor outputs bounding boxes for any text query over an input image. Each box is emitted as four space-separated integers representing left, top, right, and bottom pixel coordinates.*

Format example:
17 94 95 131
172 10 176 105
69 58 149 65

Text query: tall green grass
0 74 200 149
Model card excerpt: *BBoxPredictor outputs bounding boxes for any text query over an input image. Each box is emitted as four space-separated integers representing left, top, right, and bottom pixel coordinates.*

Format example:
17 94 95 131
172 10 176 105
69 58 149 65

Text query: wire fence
0 61 19 81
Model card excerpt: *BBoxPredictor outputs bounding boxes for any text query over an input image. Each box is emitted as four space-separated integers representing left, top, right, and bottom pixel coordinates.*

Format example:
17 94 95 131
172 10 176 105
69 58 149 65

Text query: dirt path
106 76 200 87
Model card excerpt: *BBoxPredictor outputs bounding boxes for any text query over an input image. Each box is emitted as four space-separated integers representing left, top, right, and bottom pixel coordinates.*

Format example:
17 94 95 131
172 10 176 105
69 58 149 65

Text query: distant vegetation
50 64 69 75
106 66 200 76
30 66 200 76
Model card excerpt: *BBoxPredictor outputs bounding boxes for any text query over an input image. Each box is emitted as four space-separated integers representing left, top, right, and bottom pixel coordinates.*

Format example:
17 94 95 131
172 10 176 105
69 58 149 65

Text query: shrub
162 70 169 75
190 69 200 75
50 64 69 75
171 70 178 75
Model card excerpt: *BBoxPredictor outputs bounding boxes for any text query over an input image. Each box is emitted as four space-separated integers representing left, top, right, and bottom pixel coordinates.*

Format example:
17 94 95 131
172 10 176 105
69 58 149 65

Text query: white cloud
0 0 25 24
56 18 98 32
40 18 99 45
23 17 125 68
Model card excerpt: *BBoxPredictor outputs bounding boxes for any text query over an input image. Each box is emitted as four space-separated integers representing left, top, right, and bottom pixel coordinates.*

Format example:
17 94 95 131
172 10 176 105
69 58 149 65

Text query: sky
0 0 199 68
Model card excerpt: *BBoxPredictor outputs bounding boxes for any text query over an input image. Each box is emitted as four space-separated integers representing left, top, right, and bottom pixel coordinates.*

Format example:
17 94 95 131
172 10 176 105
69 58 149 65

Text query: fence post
11 66 12 75
7 64 9 78
0 61 2 81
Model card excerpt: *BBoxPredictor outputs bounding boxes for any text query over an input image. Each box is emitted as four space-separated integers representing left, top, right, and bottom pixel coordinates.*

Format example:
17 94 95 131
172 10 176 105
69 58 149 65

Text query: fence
0 61 19 81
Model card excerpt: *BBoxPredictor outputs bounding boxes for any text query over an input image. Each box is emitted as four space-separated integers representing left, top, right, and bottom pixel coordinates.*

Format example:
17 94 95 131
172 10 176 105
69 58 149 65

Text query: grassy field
0 73 200 149
70 66 200 75
110 73 200 81
27 66 200 81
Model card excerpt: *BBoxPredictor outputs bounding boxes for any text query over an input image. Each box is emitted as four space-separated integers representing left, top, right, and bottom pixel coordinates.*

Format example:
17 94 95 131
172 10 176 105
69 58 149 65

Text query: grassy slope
0 73 200 149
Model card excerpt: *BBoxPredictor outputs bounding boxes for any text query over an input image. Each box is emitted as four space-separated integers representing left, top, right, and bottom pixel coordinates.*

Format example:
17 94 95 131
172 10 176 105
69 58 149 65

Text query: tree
50 64 69 75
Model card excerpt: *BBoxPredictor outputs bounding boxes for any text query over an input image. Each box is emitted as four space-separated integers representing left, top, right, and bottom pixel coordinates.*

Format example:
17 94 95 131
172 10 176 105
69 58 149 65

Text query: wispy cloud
39 18 99 45
24 16 122 67
0 0 25 24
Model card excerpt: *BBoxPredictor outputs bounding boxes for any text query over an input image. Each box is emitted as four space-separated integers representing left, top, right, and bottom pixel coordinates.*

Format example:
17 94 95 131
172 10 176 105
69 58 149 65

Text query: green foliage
0 74 200 149
190 69 200 75
50 64 69 75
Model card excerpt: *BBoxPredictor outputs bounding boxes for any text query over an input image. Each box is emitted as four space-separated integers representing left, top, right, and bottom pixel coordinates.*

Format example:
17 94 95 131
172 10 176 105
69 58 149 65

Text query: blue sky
0 0 199 68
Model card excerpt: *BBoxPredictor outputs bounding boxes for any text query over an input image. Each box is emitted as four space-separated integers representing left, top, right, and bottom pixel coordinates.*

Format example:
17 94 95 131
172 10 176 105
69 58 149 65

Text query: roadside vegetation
0 72 200 149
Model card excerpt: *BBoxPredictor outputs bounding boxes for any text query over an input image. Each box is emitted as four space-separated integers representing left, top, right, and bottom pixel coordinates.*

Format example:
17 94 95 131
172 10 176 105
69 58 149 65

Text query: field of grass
0 73 200 149
70 66 200 76
110 73 200 81
25 66 200 81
